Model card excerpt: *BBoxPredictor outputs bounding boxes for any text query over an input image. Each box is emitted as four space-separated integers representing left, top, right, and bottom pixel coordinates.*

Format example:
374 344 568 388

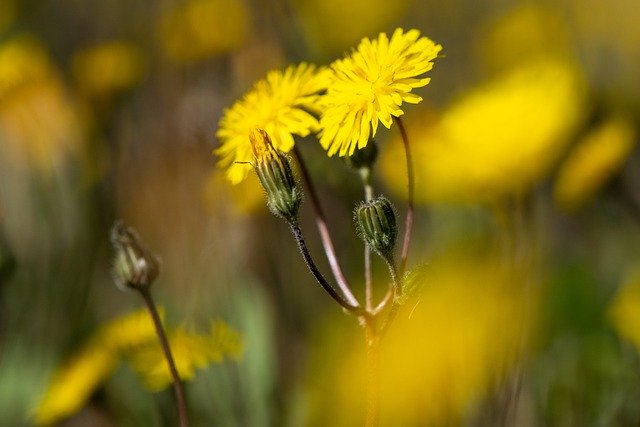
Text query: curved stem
292 147 360 307
290 223 360 312
394 116 414 276
139 289 188 427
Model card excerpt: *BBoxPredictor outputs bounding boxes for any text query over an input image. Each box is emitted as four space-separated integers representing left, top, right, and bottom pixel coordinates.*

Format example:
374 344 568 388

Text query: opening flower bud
250 128 302 223
354 196 398 260
110 221 160 291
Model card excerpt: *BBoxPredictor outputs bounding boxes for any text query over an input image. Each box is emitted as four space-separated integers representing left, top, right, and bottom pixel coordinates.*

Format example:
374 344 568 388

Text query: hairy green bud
250 128 302 223
354 196 397 259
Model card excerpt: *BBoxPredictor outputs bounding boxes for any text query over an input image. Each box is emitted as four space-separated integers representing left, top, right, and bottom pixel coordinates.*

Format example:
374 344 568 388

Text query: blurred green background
2 0 640 425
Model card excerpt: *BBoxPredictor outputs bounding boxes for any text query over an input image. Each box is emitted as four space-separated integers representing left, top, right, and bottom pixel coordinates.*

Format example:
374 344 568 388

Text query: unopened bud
250 128 302 223
110 221 160 291
344 141 378 172
354 196 397 259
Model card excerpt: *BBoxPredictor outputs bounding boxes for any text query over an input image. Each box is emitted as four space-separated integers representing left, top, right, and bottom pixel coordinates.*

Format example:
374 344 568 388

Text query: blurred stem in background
110 221 189 427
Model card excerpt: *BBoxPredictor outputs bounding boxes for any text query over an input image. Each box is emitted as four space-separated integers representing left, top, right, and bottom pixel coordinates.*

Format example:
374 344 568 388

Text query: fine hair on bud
354 195 398 260
249 128 303 224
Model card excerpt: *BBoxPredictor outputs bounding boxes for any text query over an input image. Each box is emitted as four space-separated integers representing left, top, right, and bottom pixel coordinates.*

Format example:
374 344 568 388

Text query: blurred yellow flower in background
309 252 536 425
319 28 442 157
554 116 636 212
216 63 329 183
158 0 249 64
34 308 242 425
380 60 586 204
34 341 118 426
292 0 408 55
71 40 146 98
0 35 84 174
478 3 573 75
609 269 640 352
203 170 266 215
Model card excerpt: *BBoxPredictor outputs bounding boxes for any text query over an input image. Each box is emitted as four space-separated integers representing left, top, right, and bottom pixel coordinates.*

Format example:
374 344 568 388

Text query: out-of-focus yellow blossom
72 40 146 98
100 306 162 350
203 170 265 215
554 116 637 212
292 0 408 55
33 341 118 426
0 36 83 173
380 60 586 204
34 308 242 425
319 28 442 157
129 321 243 390
478 4 572 74
309 252 536 425
609 269 640 351
216 63 329 184
158 0 249 63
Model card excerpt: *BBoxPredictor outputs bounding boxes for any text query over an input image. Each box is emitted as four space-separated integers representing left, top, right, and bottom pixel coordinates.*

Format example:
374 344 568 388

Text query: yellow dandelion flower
0 35 84 173
308 251 537 425
128 321 243 391
554 116 636 212
100 307 161 351
216 63 329 184
33 340 118 426
72 40 146 97
609 269 640 351
33 309 241 424
158 0 249 63
319 28 442 157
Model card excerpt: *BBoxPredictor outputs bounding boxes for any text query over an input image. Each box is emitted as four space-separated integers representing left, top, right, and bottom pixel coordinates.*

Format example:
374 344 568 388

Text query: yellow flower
128 321 243 391
609 269 640 351
216 63 329 184
319 28 442 157
33 341 118 426
157 0 249 63
292 0 408 55
33 309 242 425
0 35 84 173
554 116 636 211
72 40 146 97
380 60 586 204
308 251 537 425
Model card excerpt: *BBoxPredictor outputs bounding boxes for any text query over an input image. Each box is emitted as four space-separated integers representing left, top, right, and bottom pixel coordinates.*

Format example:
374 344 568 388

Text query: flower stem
380 258 401 337
394 116 414 276
292 147 360 308
139 289 188 427
364 317 380 427
361 169 375 311
290 222 360 312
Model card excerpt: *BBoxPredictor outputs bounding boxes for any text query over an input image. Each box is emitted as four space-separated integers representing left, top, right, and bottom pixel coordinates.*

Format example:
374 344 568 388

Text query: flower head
216 63 329 184
554 115 636 211
319 28 442 157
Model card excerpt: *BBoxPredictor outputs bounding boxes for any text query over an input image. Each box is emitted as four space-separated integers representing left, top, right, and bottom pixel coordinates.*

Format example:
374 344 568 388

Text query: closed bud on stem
250 128 302 223
110 221 160 291
344 141 378 173
355 196 398 260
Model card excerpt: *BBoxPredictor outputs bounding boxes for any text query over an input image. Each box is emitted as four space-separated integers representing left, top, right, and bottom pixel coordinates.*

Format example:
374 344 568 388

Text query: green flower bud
344 140 378 172
354 196 397 259
250 128 302 223
110 221 160 291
